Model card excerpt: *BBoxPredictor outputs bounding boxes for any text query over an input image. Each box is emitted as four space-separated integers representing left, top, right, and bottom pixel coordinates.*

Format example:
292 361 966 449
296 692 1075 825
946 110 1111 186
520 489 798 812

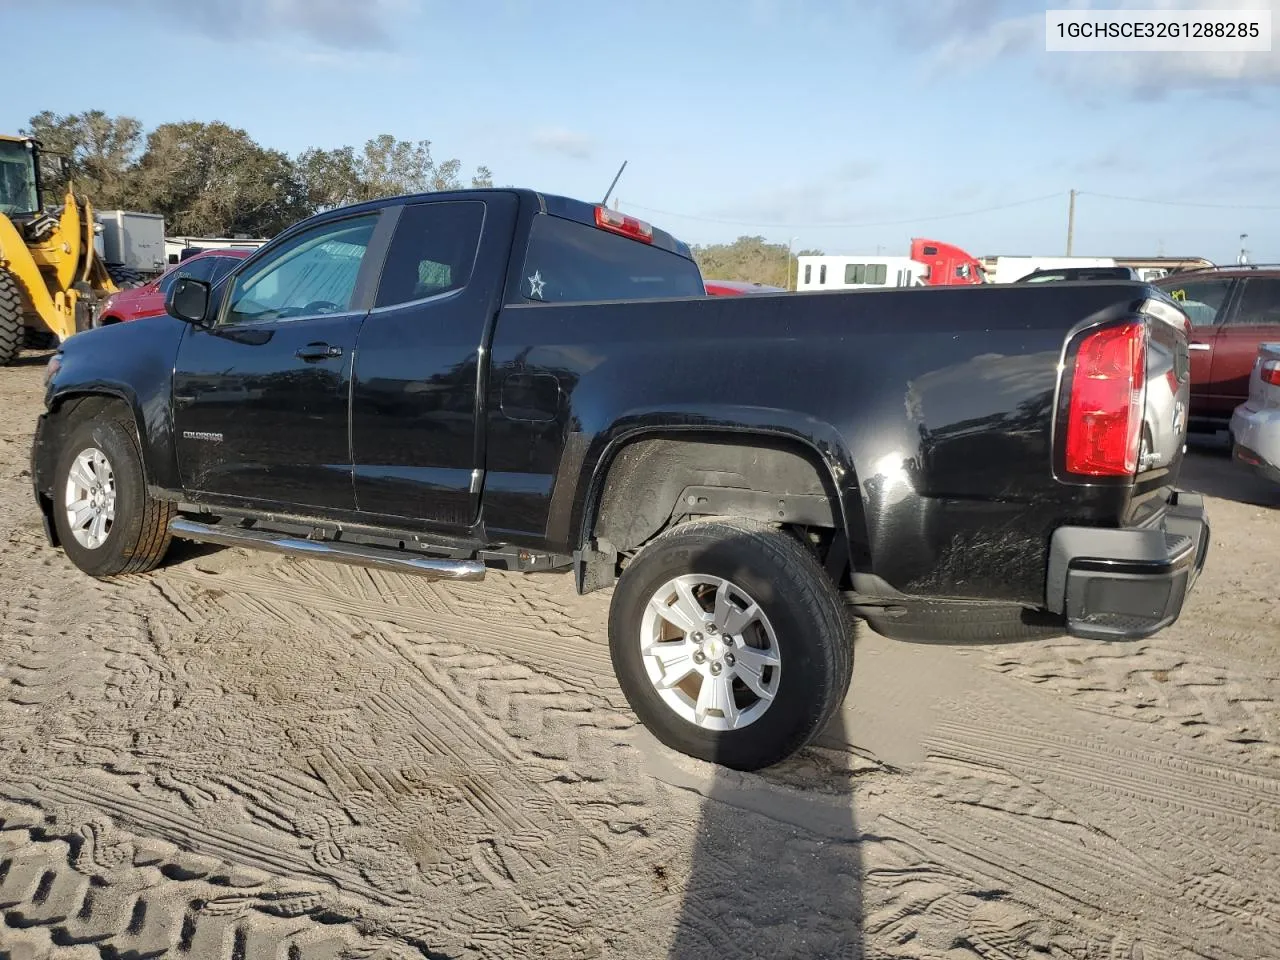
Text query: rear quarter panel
487 281 1164 604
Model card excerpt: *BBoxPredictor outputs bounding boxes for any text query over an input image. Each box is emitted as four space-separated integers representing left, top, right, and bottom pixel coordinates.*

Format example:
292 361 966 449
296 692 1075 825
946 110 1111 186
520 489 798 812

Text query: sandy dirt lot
0 354 1277 960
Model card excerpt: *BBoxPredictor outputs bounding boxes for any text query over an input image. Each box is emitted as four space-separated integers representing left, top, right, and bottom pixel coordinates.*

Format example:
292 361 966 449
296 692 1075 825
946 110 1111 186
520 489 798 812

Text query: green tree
23 108 497 235
131 121 310 237
691 235 824 289
23 110 143 207
298 136 494 211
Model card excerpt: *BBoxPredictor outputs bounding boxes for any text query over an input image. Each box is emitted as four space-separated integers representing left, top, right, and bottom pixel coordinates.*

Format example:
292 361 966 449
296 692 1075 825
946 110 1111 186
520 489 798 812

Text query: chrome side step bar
169 518 486 581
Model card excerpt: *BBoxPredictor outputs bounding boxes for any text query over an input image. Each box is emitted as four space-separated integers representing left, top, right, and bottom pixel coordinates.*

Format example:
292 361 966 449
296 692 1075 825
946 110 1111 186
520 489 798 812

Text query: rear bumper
1045 491 1210 641
1229 404 1280 485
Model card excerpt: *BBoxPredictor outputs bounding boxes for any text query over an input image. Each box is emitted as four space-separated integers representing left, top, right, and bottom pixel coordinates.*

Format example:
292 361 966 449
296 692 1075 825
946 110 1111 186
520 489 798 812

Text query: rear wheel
52 414 174 578
106 264 148 290
0 269 22 366
608 517 853 771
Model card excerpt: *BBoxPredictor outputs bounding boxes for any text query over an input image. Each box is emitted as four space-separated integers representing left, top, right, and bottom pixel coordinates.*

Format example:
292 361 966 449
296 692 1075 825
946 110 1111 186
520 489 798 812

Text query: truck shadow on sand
648 532 865 958
660 703 864 959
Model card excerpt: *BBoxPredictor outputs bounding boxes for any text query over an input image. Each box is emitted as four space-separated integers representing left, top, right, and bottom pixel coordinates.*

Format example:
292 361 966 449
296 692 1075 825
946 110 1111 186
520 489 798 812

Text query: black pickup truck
31 188 1210 770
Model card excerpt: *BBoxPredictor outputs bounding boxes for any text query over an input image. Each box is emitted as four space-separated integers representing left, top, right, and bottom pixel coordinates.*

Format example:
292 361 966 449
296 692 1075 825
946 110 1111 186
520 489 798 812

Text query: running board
168 518 486 581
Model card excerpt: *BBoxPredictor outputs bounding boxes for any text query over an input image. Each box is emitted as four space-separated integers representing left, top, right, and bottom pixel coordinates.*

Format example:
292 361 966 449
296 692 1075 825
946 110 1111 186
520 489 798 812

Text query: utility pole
1066 189 1076 256
786 236 798 290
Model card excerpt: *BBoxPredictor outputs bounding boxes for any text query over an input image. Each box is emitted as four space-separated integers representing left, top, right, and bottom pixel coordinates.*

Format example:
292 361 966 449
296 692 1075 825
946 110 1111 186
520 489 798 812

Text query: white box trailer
796 255 926 291
94 210 167 279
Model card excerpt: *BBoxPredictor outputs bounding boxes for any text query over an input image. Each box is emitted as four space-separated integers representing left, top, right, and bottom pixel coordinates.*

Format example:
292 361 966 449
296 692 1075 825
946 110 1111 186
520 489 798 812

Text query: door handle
1189 342 1212 352
296 342 342 361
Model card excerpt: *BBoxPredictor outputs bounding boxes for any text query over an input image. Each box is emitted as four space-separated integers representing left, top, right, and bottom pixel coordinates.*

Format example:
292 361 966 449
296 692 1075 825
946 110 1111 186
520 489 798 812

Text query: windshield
0 140 38 216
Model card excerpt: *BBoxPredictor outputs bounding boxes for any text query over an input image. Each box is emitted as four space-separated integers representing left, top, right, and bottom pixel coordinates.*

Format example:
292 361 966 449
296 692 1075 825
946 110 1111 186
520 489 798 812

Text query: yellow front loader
0 134 124 365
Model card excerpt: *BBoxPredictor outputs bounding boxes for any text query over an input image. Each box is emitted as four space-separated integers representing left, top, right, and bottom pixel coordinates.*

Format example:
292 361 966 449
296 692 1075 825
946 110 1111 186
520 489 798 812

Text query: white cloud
530 127 595 160
65 0 422 51
897 0 1280 95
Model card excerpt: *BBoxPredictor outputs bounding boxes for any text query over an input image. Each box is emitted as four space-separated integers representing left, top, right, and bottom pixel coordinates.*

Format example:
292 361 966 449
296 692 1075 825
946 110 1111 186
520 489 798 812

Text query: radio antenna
601 160 628 206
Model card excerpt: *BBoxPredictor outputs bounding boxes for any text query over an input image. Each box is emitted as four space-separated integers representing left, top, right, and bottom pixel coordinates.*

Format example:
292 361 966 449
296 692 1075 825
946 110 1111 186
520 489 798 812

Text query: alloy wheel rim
63 447 116 550
639 574 782 731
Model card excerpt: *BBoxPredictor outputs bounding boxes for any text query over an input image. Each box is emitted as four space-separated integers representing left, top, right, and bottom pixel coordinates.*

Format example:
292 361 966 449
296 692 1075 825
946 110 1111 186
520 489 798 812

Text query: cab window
221 215 377 325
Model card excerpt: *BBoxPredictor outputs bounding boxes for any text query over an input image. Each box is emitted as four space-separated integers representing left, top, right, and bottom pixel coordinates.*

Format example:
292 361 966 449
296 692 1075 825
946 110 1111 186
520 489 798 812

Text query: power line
616 189 1280 232
616 192 1067 230
1078 191 1280 211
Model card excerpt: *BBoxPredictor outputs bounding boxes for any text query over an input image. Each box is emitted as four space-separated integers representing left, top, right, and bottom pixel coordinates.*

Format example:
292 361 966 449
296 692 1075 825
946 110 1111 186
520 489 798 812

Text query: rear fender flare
567 406 871 568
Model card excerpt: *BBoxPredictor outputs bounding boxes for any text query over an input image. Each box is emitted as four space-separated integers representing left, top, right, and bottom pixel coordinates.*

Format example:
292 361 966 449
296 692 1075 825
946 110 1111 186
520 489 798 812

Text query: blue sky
2 0 1278 263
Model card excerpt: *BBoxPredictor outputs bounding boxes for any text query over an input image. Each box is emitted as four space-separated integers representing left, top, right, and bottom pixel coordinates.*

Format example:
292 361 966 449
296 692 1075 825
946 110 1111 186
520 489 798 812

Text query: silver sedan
1230 342 1280 485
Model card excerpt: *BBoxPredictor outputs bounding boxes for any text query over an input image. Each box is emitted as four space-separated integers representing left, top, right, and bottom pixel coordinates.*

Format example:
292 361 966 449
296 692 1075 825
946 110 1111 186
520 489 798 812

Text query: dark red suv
1156 266 1280 430
95 248 251 326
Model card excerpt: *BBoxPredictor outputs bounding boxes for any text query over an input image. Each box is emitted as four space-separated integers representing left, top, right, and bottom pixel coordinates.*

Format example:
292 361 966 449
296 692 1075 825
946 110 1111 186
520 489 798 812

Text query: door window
1226 278 1280 327
221 215 378 326
209 257 242 286
375 201 486 308
158 255 221 294
1164 278 1234 328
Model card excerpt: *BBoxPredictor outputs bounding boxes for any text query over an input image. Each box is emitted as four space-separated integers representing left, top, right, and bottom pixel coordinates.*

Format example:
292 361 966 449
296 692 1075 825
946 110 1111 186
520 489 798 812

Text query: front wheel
51 415 175 577
608 517 853 771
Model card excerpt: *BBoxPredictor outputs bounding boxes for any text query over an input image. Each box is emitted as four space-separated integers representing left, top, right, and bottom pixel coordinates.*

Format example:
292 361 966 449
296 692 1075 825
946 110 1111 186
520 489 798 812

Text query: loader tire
24 327 59 350
0 269 23 366
106 264 147 289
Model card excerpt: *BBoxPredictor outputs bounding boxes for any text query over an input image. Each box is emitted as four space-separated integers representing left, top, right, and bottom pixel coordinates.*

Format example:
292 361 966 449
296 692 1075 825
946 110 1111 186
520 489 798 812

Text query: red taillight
595 206 653 243
1261 360 1280 387
1064 321 1147 477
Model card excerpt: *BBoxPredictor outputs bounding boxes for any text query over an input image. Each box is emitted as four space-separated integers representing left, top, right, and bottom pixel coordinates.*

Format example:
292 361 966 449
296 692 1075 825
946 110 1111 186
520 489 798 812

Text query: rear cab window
1163 278 1235 328
518 213 705 304
375 200 486 309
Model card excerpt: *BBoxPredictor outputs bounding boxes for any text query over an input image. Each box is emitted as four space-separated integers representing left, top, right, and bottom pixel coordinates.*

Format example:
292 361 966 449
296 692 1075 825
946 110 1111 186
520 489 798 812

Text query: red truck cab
910 238 984 286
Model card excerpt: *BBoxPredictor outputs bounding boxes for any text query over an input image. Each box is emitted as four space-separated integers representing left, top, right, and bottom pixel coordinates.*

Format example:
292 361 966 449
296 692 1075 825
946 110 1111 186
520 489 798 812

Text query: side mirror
167 277 212 326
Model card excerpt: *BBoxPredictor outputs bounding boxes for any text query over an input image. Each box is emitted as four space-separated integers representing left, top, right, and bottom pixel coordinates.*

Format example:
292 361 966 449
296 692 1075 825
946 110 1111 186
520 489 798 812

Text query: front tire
106 264 148 290
0 269 23 366
608 517 853 771
51 415 175 577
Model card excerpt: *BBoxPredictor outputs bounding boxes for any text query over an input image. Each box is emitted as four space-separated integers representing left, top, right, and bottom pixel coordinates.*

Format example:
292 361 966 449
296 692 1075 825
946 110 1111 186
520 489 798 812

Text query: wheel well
579 434 847 593
36 393 137 501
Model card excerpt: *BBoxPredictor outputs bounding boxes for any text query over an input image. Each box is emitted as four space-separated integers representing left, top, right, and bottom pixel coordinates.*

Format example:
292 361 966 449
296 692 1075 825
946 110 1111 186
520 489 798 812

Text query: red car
95 248 252 325
704 279 787 296
1156 266 1280 430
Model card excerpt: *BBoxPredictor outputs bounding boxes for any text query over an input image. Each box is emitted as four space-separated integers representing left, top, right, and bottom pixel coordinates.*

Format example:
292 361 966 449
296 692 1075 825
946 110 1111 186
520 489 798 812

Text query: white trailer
94 210 167 280
796 255 926 291
164 235 270 264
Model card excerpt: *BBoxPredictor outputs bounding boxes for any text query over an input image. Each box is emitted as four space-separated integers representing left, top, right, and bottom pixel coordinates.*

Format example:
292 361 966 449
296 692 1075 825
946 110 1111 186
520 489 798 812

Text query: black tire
858 601 1065 643
24 327 59 350
51 414 175 578
106 264 148 290
608 517 853 771
0 268 22 366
